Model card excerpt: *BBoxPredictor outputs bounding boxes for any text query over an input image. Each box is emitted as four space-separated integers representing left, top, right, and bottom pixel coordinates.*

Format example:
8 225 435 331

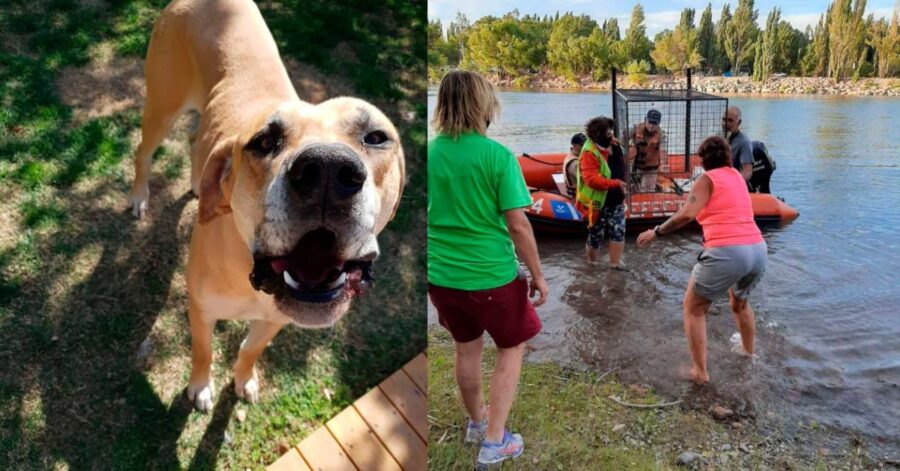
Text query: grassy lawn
428 329 878 470
0 1 426 469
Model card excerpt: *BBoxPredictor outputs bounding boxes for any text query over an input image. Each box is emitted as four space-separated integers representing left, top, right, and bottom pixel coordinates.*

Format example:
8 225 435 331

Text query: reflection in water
427 91 900 452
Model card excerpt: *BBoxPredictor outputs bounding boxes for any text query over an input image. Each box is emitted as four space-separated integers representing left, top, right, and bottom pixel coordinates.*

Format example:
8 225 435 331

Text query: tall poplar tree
724 0 759 74
716 4 733 72
697 4 718 72
624 4 653 65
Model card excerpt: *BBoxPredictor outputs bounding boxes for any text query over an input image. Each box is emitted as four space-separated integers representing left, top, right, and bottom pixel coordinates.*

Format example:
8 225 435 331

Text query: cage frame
611 68 729 179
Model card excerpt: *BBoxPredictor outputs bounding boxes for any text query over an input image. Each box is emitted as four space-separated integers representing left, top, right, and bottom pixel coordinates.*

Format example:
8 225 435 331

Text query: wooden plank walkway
268 353 427 471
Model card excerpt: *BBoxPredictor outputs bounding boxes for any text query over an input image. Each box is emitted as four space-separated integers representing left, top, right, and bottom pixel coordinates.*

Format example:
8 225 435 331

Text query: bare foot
691 366 710 384
729 332 755 357
678 365 710 384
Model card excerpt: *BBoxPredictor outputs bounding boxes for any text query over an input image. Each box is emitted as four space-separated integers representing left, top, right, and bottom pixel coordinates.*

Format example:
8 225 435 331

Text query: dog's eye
363 131 389 146
248 130 283 156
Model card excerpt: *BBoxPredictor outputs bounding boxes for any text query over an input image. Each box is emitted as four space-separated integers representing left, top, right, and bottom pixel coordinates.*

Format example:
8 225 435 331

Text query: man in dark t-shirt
722 106 753 181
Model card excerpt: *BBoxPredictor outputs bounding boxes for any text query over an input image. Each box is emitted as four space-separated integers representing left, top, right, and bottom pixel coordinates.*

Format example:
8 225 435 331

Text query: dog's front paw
234 370 260 404
187 380 215 412
127 187 149 219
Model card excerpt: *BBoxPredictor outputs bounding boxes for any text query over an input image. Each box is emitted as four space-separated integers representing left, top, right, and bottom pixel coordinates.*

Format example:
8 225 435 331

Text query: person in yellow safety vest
575 116 628 268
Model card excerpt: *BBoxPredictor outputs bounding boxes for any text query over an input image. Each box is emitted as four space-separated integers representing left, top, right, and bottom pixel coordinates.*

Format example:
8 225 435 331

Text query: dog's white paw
235 376 259 404
128 193 148 219
131 200 147 219
128 186 149 219
188 382 214 413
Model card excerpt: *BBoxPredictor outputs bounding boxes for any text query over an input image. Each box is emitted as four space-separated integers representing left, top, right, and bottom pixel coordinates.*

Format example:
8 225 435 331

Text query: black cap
646 109 662 125
571 132 587 146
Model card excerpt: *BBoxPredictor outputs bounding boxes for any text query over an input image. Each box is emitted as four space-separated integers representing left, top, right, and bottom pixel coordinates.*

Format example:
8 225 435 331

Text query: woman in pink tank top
637 136 767 384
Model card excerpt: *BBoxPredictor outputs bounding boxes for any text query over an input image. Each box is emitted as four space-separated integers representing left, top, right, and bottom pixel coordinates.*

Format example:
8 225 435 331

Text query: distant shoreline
433 72 900 97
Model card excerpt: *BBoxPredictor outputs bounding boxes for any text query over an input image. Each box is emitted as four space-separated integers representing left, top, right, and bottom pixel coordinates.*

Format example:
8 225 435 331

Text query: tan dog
127 0 405 411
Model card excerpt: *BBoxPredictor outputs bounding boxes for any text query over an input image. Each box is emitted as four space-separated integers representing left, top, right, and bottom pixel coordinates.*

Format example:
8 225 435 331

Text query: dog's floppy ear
198 139 237 224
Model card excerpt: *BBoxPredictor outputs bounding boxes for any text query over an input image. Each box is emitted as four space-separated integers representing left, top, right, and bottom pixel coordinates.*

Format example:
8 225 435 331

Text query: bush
623 60 651 87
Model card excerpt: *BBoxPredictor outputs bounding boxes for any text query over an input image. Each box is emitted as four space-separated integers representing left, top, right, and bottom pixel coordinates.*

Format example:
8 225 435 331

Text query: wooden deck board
378 367 428 442
271 353 427 470
327 405 402 471
267 447 310 471
354 387 426 470
297 427 356 471
401 355 427 394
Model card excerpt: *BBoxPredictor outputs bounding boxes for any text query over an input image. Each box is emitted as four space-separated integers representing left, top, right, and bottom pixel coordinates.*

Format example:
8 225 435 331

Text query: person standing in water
428 70 549 468
575 116 628 268
637 136 766 383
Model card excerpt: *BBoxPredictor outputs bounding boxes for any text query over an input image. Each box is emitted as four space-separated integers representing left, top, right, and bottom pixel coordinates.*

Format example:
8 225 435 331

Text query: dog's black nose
289 143 367 198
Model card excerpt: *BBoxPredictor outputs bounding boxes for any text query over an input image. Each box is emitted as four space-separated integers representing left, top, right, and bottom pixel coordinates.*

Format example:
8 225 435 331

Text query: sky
428 0 897 37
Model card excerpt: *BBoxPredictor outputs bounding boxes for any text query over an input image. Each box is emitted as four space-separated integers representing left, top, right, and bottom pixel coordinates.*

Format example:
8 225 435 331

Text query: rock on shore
483 72 900 97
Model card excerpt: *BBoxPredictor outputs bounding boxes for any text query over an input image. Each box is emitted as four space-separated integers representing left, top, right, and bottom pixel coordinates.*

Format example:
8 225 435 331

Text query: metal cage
610 69 729 220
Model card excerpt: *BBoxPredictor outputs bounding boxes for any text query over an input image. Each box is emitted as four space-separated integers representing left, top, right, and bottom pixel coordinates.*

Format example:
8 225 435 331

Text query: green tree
547 13 598 79
623 59 652 86
464 12 549 78
802 12 831 76
697 3 718 72
623 4 653 66
679 8 696 32
774 21 808 75
651 7 702 73
447 13 471 66
715 4 733 72
826 0 868 80
651 27 703 72
867 5 899 77
603 18 621 41
587 26 627 80
428 20 452 80
724 0 759 74
753 8 780 81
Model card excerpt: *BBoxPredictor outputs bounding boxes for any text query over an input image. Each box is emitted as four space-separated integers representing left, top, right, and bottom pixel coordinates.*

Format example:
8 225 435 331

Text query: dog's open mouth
249 228 374 303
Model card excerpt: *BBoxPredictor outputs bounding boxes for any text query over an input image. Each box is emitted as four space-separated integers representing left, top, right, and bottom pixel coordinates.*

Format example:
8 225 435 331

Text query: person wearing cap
628 109 668 193
562 132 587 198
722 106 753 181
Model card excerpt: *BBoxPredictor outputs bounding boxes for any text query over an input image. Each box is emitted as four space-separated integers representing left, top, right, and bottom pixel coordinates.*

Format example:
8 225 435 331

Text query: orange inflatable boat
517 152 799 235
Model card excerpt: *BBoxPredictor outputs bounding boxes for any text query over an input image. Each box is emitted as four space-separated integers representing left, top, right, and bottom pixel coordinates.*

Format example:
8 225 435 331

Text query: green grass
428 329 879 470
0 1 425 469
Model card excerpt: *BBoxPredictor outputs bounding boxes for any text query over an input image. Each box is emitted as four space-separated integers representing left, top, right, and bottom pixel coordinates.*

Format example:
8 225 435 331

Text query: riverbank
472 71 900 96
428 329 897 470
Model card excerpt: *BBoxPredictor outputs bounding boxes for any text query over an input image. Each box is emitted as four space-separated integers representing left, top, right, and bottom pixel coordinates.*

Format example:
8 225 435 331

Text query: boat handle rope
521 153 561 166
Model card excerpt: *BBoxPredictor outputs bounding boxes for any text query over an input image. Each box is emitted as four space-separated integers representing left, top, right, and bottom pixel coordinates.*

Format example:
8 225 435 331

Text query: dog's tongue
270 229 342 286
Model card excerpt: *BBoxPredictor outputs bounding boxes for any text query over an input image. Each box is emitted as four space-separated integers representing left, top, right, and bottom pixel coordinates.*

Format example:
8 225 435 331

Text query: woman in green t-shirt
428 70 548 469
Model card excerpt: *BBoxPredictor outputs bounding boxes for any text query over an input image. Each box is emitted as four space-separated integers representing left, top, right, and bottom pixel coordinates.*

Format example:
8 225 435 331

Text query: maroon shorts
428 275 541 348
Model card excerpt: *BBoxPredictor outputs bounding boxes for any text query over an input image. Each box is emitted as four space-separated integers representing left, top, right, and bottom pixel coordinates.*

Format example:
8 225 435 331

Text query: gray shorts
691 241 767 301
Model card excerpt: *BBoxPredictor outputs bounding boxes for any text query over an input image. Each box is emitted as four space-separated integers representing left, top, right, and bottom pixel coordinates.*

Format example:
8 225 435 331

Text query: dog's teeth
327 273 347 290
283 271 301 290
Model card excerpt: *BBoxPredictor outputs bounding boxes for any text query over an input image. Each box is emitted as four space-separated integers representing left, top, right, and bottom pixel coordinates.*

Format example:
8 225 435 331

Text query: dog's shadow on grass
10 177 324 469
28 186 195 468
187 381 239 471
0 180 256 468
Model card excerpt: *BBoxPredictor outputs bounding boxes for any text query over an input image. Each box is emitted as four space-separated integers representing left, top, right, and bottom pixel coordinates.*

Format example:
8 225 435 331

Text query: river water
427 88 900 453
